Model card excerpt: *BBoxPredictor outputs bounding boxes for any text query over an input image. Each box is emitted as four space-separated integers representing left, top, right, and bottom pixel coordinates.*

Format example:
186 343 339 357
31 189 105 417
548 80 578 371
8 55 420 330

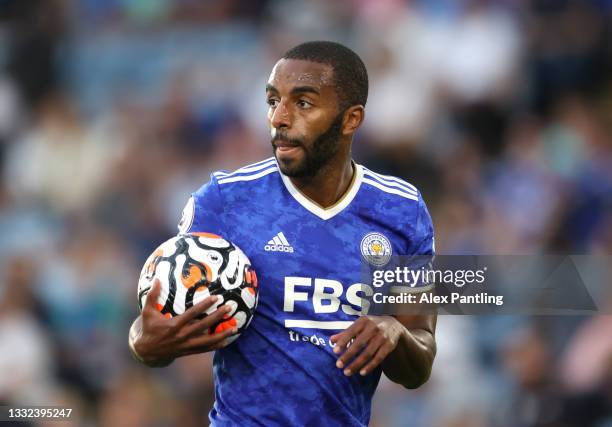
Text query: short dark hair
282 41 368 111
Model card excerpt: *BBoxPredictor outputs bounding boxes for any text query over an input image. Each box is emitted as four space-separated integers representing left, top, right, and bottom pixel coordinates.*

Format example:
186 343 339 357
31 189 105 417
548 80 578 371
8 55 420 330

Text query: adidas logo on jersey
265 232 294 253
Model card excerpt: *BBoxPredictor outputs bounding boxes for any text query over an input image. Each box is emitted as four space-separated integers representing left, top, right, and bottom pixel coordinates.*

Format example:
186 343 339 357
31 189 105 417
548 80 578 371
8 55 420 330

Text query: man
129 41 437 426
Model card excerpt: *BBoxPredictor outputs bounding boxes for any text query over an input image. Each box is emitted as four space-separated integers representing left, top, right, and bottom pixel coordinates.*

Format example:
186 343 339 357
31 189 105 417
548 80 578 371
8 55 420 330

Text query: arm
131 175 232 367
128 280 237 368
379 189 437 387
381 313 437 388
331 188 438 386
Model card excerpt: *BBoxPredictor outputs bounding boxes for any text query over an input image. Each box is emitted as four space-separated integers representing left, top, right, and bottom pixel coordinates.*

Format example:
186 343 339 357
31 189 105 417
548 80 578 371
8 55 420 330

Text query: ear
341 105 365 136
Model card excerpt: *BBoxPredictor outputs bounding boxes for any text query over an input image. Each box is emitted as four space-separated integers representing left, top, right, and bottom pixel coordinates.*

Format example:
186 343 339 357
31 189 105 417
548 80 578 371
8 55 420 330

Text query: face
266 59 345 178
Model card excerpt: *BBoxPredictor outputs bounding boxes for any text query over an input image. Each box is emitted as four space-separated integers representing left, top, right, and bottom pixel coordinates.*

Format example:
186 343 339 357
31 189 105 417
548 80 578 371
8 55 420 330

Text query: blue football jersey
177 157 435 427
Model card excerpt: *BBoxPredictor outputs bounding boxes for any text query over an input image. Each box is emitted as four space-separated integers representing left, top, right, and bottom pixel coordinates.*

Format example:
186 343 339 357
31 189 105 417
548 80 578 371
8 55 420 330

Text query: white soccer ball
137 232 259 342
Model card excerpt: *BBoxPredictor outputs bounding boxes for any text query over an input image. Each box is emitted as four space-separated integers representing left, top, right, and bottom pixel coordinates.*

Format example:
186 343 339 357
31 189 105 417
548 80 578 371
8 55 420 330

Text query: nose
269 100 291 130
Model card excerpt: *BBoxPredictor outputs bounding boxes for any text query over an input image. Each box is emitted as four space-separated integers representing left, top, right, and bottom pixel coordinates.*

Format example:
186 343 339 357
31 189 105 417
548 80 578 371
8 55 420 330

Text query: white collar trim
279 162 363 220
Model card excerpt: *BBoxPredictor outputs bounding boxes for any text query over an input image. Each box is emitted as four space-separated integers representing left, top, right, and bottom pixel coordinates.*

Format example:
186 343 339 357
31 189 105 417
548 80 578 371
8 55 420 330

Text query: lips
273 139 302 158
273 137 301 152
273 139 300 148
276 145 301 154
274 142 299 149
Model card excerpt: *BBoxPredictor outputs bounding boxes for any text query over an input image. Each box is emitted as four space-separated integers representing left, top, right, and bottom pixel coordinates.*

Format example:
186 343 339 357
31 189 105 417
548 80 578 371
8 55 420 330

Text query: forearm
382 325 436 389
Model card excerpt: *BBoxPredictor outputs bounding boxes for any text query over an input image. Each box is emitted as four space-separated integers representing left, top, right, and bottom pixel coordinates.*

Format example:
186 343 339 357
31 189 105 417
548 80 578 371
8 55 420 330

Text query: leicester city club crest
361 232 392 266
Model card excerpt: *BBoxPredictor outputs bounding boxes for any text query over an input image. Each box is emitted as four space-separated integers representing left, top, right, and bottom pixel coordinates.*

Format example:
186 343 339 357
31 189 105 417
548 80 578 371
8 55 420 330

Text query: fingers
181 304 233 338
208 336 234 351
332 317 397 377
335 324 377 371
180 326 238 355
357 341 394 376
144 279 161 309
174 295 220 328
344 335 387 376
143 279 163 318
330 318 365 351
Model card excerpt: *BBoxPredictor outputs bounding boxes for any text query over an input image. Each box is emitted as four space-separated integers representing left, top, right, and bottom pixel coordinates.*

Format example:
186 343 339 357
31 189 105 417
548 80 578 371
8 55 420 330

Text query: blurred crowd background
1 0 611 426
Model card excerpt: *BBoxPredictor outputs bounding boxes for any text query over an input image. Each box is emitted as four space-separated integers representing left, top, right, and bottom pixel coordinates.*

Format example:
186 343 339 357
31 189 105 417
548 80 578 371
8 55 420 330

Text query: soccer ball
137 232 258 343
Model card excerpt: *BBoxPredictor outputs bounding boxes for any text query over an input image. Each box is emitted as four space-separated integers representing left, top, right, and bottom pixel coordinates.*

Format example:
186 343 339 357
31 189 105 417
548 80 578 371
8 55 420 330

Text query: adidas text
264 244 294 253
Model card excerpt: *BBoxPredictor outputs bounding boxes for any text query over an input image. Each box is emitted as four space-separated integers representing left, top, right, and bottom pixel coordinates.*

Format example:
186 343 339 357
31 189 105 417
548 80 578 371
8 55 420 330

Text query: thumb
144 278 162 312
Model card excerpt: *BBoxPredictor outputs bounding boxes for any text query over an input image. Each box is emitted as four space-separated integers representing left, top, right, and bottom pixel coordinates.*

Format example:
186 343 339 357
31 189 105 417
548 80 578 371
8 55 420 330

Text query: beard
271 112 344 178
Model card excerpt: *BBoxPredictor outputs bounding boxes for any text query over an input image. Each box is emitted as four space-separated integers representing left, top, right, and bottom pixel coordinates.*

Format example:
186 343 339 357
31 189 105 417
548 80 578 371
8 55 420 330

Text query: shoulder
209 157 279 187
358 164 432 233
192 157 279 200
182 158 280 234
359 165 434 252
359 165 421 204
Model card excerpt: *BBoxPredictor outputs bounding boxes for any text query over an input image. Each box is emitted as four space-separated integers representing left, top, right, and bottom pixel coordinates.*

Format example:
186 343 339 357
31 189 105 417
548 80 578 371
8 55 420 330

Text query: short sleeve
177 174 225 235
409 193 435 256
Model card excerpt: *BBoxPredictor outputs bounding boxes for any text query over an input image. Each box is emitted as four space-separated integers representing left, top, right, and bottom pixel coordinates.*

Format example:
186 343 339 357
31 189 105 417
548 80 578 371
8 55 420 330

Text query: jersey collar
278 161 363 220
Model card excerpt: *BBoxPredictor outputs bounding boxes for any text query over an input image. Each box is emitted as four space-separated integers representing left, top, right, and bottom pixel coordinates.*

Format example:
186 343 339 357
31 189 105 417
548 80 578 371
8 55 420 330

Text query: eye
297 100 312 109
267 98 279 108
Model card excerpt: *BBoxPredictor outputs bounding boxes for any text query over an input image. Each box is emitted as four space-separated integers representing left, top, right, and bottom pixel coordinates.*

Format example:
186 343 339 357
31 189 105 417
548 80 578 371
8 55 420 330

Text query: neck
288 157 355 209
